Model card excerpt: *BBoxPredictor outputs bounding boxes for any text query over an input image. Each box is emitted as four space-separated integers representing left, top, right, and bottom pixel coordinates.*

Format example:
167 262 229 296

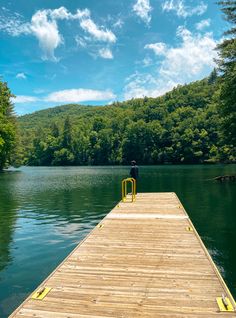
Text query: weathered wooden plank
9 193 236 318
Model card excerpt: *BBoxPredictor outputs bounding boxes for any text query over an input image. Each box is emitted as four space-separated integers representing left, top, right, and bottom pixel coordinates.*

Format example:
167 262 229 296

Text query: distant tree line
18 78 235 166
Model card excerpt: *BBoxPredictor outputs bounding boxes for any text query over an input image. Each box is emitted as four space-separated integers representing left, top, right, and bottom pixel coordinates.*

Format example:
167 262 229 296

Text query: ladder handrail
122 178 136 202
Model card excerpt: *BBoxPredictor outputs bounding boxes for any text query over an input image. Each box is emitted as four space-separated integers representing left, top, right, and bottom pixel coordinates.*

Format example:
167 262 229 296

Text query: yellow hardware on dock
31 287 51 300
121 178 136 202
216 296 234 312
186 226 193 231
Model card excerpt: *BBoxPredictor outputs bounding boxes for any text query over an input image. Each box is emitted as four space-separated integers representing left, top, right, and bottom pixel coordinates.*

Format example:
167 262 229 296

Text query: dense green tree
51 122 60 138
217 1 236 145
208 68 218 85
62 116 73 149
0 80 16 170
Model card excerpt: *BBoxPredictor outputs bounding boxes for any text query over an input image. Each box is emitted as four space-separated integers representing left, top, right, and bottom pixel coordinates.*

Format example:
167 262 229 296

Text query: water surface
0 165 235 317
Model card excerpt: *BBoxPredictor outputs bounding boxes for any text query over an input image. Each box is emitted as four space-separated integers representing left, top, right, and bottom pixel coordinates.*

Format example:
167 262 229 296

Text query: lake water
0 165 236 317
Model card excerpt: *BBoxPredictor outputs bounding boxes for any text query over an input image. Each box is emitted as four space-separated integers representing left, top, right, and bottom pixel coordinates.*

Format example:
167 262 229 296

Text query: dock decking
10 193 236 317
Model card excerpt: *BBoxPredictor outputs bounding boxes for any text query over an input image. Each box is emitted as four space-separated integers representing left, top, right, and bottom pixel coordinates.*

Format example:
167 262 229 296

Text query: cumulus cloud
162 0 207 18
79 18 116 42
74 8 91 20
0 6 116 61
49 7 71 20
16 72 27 79
144 43 167 55
98 48 113 59
145 26 217 80
13 95 39 103
0 8 64 61
30 10 63 61
195 18 211 30
12 88 116 104
45 88 116 103
160 26 217 79
125 27 218 99
124 72 177 100
133 0 152 25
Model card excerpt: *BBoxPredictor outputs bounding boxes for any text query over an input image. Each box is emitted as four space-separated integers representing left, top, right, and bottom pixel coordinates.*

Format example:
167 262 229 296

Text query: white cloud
0 6 116 61
145 43 167 55
142 57 153 67
13 95 39 103
196 19 211 30
0 10 31 36
124 73 177 99
133 0 152 25
0 8 65 61
124 27 218 99
160 26 217 79
12 88 116 105
113 18 124 29
16 72 27 79
98 48 113 59
162 0 207 18
49 7 71 20
79 18 116 42
30 10 63 61
74 8 91 20
75 36 87 48
34 88 47 94
124 73 155 99
45 88 116 103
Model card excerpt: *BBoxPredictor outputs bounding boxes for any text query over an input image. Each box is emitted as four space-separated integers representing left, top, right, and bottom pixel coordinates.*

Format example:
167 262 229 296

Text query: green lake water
0 165 236 317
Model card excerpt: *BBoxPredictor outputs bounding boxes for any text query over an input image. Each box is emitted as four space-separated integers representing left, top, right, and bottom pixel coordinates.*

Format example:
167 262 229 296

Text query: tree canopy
217 1 236 145
0 80 17 170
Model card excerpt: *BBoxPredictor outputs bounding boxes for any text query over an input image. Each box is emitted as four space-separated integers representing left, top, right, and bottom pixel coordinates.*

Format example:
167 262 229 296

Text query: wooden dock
9 193 236 318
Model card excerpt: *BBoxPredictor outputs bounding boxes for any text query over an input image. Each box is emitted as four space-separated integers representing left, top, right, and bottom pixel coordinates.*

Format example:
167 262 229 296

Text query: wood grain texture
9 192 236 318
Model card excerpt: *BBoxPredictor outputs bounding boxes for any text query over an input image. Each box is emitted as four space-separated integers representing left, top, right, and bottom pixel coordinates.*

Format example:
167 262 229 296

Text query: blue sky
0 0 227 115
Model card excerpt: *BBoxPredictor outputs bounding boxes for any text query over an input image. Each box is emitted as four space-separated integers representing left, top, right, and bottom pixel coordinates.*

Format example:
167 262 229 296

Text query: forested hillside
18 76 235 166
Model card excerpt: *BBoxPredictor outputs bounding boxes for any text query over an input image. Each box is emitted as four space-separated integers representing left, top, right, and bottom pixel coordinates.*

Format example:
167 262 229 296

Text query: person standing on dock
130 160 139 193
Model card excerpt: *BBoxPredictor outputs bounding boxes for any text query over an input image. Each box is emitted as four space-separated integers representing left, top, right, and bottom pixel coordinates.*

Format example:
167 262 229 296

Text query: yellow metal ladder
122 178 136 202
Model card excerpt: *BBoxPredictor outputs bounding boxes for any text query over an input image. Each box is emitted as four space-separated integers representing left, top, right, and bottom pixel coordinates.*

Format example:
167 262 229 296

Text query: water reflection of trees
0 172 18 272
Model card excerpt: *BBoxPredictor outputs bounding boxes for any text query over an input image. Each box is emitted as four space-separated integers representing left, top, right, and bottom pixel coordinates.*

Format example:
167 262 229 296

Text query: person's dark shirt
130 165 139 180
